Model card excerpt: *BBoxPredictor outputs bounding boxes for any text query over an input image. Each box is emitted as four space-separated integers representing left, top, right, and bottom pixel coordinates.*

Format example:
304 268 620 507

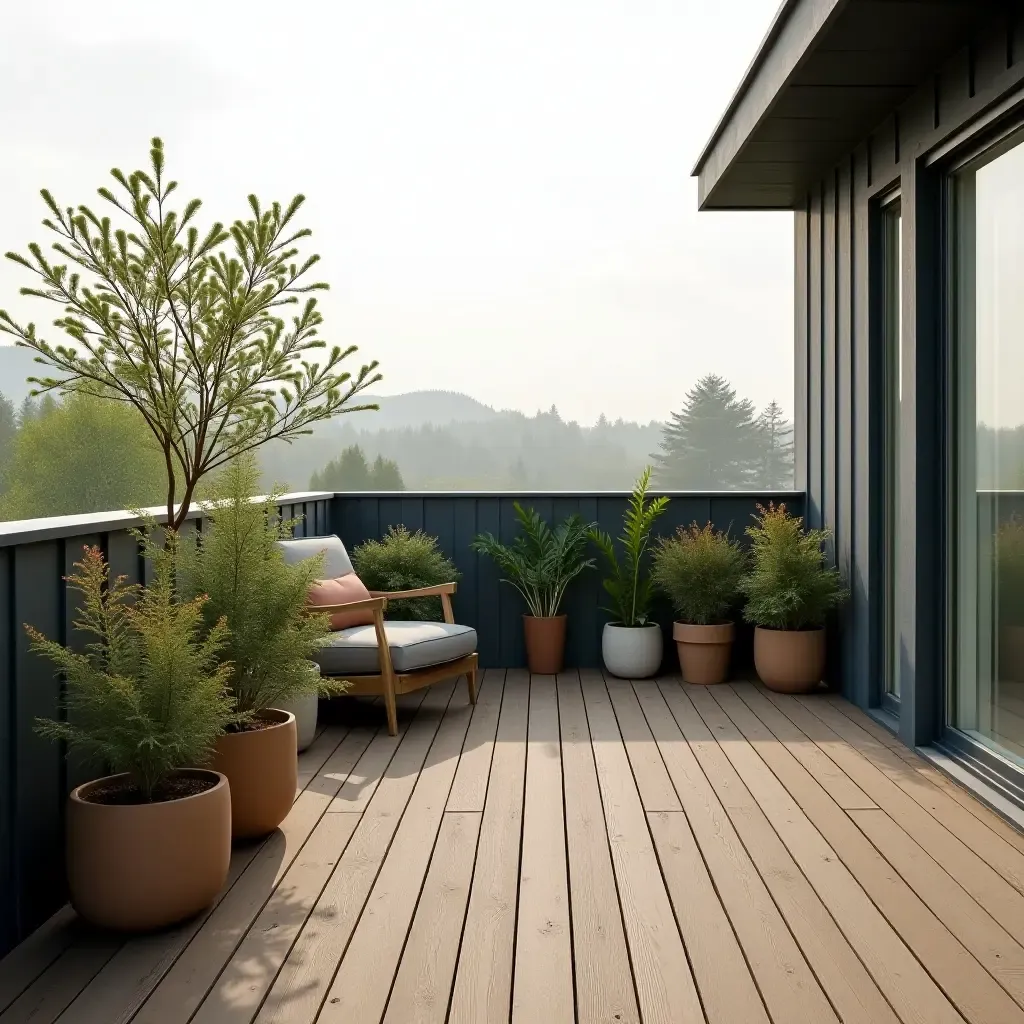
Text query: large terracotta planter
209 709 297 839
603 623 663 679
673 621 735 685
67 769 230 932
754 626 826 693
523 615 567 675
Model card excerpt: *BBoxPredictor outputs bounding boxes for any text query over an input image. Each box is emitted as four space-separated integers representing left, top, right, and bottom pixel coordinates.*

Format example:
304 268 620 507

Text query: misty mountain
341 390 502 432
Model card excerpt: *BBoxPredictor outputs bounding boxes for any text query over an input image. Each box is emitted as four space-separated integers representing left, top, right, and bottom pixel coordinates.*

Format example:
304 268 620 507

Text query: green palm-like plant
589 467 669 626
471 504 596 617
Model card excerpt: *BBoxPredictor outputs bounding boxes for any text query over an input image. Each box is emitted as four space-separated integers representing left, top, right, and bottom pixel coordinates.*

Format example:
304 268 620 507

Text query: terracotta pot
1000 625 1024 684
67 769 230 932
209 709 297 839
754 626 826 693
523 615 567 674
673 621 735 685
603 623 663 679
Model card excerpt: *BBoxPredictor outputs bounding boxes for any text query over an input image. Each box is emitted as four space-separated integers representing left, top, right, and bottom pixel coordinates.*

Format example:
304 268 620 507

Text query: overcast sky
0 0 792 426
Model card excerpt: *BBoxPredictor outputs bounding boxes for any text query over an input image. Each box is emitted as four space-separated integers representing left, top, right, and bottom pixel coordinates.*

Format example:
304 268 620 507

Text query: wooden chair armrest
367 582 457 600
304 596 387 616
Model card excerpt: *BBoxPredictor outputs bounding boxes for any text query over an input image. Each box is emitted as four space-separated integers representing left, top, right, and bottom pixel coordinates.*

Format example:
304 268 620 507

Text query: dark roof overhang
693 0 999 210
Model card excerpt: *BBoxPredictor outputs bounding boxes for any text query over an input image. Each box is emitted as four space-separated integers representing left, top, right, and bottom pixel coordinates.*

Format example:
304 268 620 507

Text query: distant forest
261 374 798 492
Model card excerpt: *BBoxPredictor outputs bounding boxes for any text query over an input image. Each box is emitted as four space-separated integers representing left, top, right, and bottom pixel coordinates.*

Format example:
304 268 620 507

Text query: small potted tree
27 540 235 932
652 523 745 684
472 504 596 674
590 468 669 678
740 503 848 693
182 456 339 839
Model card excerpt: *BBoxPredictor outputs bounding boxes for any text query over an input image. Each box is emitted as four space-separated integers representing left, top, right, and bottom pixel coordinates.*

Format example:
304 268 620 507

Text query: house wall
795 9 1024 745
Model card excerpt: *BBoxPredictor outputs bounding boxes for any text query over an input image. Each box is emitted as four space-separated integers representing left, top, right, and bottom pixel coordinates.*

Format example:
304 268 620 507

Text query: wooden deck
4 670 1024 1024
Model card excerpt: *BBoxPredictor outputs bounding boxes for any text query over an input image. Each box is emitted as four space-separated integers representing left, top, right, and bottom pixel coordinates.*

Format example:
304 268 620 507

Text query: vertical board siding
794 9 1021 722
0 495 335 958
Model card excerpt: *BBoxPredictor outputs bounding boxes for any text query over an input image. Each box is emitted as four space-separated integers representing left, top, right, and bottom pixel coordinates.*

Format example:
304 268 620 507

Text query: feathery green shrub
740 503 847 630
27 539 234 802
652 523 745 625
352 526 460 620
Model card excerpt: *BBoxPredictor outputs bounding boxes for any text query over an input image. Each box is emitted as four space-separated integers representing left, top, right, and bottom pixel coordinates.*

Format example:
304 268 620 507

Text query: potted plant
26 540 235 932
472 504 596 674
353 525 461 620
590 468 669 678
996 516 1024 683
739 503 848 693
181 456 339 839
652 523 745 684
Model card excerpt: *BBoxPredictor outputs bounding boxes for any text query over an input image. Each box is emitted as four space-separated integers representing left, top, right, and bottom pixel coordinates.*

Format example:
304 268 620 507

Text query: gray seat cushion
315 621 477 676
275 535 354 579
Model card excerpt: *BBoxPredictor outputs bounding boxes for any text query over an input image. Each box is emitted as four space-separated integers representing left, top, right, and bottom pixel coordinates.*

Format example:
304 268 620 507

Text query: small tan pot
673 621 735 685
67 769 230 932
523 615 567 675
209 709 297 839
754 626 826 693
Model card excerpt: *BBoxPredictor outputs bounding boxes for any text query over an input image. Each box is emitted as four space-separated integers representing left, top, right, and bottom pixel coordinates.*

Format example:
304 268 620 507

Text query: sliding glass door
951 130 1024 769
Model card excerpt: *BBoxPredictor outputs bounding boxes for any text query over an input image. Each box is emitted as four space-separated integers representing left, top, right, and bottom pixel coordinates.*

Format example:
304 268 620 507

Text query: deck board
2 671 1024 1024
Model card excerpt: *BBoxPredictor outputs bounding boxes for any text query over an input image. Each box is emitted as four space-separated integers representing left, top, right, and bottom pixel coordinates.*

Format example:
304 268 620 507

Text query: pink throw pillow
308 574 375 631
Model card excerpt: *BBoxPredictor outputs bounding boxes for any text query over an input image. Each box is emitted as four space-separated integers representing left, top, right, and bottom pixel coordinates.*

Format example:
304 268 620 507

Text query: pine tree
370 453 405 491
652 374 759 489
754 400 795 489
309 445 404 491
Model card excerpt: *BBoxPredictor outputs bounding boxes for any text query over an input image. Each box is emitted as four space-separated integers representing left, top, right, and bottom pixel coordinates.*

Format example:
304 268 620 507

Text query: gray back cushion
275 535 354 579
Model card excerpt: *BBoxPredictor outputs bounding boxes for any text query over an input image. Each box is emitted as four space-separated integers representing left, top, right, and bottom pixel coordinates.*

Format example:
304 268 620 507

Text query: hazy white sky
0 0 793 426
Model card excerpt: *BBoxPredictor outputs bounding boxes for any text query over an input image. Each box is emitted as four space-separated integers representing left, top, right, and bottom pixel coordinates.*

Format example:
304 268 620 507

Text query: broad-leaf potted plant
739 503 848 693
27 540 235 932
472 504 596 674
181 456 338 839
590 467 669 678
652 522 745 684
996 516 1024 683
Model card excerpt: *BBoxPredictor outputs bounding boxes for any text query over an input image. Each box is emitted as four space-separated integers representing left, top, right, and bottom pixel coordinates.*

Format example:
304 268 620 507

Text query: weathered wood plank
447 669 505 812
382 812 481 1024
580 672 703 1024
511 677 573 1024
557 672 639 1024
448 670 529 1024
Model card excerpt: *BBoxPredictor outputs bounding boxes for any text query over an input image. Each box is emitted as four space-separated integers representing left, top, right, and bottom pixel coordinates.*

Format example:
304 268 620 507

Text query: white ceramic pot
602 623 663 679
273 690 319 752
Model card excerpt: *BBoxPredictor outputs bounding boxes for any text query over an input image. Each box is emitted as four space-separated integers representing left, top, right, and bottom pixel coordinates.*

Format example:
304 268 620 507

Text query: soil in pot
209 709 297 840
754 625 826 693
673 621 734 685
523 615 567 674
603 622 662 679
67 768 231 932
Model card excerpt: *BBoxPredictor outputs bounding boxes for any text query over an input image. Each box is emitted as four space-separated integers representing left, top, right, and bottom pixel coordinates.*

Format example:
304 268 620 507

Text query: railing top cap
0 492 334 547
